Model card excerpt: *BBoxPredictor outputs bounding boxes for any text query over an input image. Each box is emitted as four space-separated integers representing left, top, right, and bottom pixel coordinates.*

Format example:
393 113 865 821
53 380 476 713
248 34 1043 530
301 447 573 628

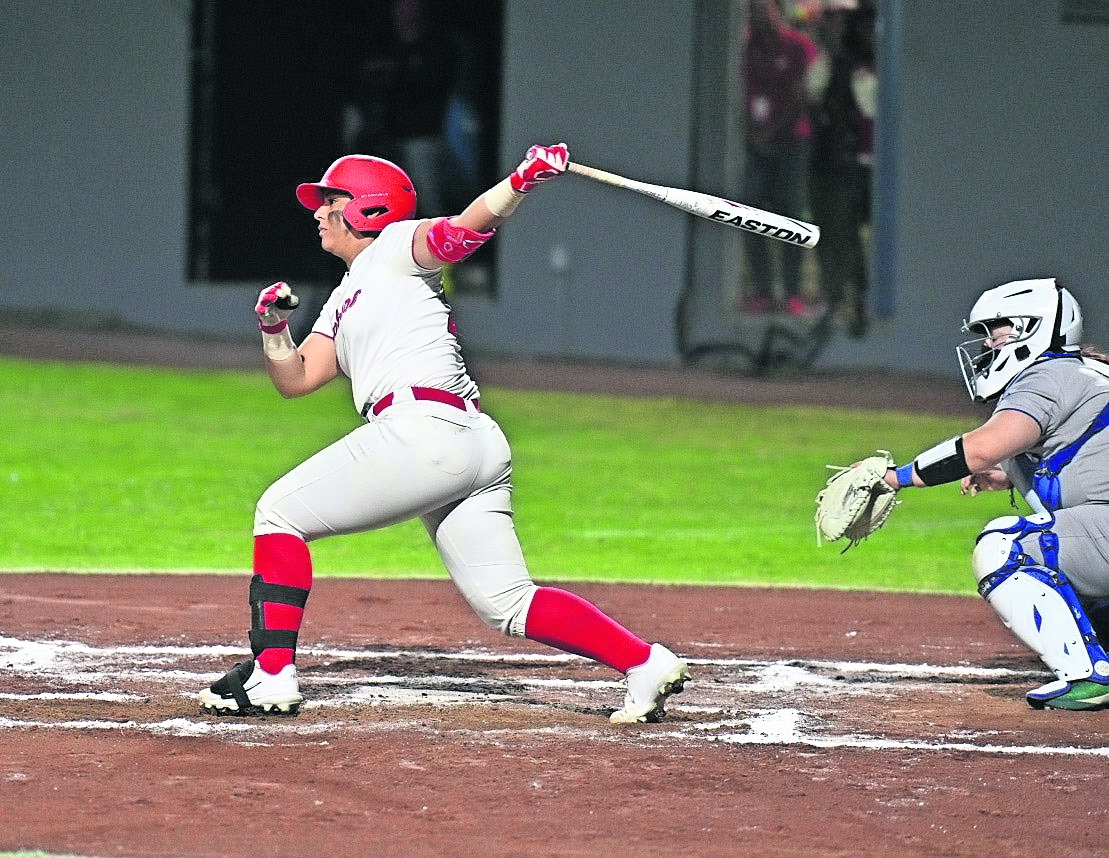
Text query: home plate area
2 635 1104 757
2 575 1108 856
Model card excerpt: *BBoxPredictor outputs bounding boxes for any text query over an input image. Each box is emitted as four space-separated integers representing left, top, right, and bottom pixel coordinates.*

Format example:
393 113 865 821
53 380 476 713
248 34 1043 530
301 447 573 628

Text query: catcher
816 279 1109 711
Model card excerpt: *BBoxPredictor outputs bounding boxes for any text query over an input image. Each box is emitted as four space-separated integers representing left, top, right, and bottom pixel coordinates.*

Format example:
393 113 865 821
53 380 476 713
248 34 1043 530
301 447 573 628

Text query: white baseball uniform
253 219 536 636
201 145 691 723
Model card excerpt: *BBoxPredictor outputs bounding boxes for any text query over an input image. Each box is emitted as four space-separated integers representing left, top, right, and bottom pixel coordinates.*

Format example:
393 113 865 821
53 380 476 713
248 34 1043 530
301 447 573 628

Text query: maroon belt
363 387 481 419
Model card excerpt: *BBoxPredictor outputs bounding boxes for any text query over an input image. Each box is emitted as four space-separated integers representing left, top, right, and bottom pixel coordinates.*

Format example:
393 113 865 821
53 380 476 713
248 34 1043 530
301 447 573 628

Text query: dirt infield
3 327 1106 856
2 574 1107 857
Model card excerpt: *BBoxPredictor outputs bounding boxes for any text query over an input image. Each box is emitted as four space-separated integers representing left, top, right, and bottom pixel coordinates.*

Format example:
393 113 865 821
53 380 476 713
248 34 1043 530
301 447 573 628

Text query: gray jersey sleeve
996 357 1109 507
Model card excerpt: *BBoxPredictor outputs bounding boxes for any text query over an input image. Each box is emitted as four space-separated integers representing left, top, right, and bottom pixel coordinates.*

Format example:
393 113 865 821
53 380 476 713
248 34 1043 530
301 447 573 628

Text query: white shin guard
984 568 1104 680
974 520 1109 682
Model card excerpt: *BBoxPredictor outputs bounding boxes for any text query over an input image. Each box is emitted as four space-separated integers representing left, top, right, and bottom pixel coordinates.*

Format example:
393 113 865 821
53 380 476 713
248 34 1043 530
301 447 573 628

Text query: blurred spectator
806 0 877 337
789 0 825 43
438 29 486 213
739 0 820 318
340 0 453 217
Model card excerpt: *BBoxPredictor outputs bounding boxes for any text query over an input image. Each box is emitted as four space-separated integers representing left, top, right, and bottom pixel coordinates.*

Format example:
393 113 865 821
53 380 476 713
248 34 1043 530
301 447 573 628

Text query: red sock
253 533 313 674
524 587 651 673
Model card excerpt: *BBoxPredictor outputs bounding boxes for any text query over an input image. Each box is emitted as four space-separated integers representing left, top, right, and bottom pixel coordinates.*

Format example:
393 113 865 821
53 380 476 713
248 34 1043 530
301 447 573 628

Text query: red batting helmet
296 155 418 233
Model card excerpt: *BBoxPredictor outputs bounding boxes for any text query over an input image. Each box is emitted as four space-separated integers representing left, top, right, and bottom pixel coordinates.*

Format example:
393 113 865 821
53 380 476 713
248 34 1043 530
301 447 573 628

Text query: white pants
254 401 537 636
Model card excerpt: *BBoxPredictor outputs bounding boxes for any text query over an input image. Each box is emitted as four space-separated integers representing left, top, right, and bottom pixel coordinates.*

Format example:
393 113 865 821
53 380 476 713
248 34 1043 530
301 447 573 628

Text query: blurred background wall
1 1 1105 378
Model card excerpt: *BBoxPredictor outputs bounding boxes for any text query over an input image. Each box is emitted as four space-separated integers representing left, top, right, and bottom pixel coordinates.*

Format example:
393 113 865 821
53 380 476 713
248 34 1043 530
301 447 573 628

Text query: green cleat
1026 677 1109 711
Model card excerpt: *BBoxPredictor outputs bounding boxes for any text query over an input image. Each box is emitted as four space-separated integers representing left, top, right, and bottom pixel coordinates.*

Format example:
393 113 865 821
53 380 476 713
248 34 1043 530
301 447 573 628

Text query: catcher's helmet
296 155 418 234
957 278 1082 402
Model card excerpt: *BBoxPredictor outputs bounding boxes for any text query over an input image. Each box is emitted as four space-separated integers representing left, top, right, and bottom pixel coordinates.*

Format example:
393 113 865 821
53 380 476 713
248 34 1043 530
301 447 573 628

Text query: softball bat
568 161 820 247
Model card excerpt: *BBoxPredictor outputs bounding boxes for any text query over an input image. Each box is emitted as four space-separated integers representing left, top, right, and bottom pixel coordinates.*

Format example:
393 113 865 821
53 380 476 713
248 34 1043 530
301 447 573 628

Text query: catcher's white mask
956 278 1082 402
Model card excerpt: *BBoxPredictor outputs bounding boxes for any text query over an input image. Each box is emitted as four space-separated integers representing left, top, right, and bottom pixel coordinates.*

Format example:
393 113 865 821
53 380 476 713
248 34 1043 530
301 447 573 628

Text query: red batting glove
509 143 569 193
255 282 300 333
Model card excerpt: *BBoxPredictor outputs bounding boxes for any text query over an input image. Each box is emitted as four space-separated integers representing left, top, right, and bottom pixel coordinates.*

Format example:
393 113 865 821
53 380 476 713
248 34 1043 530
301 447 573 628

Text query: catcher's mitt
815 450 900 551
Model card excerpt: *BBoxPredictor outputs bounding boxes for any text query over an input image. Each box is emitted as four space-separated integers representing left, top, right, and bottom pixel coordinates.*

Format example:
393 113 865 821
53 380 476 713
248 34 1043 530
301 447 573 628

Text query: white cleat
610 643 691 724
199 660 302 716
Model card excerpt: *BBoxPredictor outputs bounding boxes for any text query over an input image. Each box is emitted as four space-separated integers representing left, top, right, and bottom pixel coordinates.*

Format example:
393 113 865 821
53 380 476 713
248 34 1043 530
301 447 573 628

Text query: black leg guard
247 574 310 659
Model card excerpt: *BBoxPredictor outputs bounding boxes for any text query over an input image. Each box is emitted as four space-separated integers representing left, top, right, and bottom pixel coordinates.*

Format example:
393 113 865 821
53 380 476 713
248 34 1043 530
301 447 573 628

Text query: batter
199 144 691 723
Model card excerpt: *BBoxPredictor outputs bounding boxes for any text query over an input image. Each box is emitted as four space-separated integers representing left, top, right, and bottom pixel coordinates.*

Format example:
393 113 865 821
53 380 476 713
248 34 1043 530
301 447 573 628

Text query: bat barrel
568 161 819 247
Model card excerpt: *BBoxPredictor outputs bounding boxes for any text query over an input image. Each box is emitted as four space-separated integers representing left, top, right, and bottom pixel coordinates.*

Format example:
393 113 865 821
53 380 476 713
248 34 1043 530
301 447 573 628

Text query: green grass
1 357 1015 593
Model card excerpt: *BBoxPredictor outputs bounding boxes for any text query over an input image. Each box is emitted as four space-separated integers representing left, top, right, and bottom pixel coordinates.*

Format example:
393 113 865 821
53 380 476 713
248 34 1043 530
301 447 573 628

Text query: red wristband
259 319 288 334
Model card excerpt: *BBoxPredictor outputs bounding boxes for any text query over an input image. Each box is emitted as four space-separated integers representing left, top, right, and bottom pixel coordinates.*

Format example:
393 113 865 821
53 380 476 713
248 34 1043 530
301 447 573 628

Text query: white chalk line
675 708 1109 757
0 635 1102 758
